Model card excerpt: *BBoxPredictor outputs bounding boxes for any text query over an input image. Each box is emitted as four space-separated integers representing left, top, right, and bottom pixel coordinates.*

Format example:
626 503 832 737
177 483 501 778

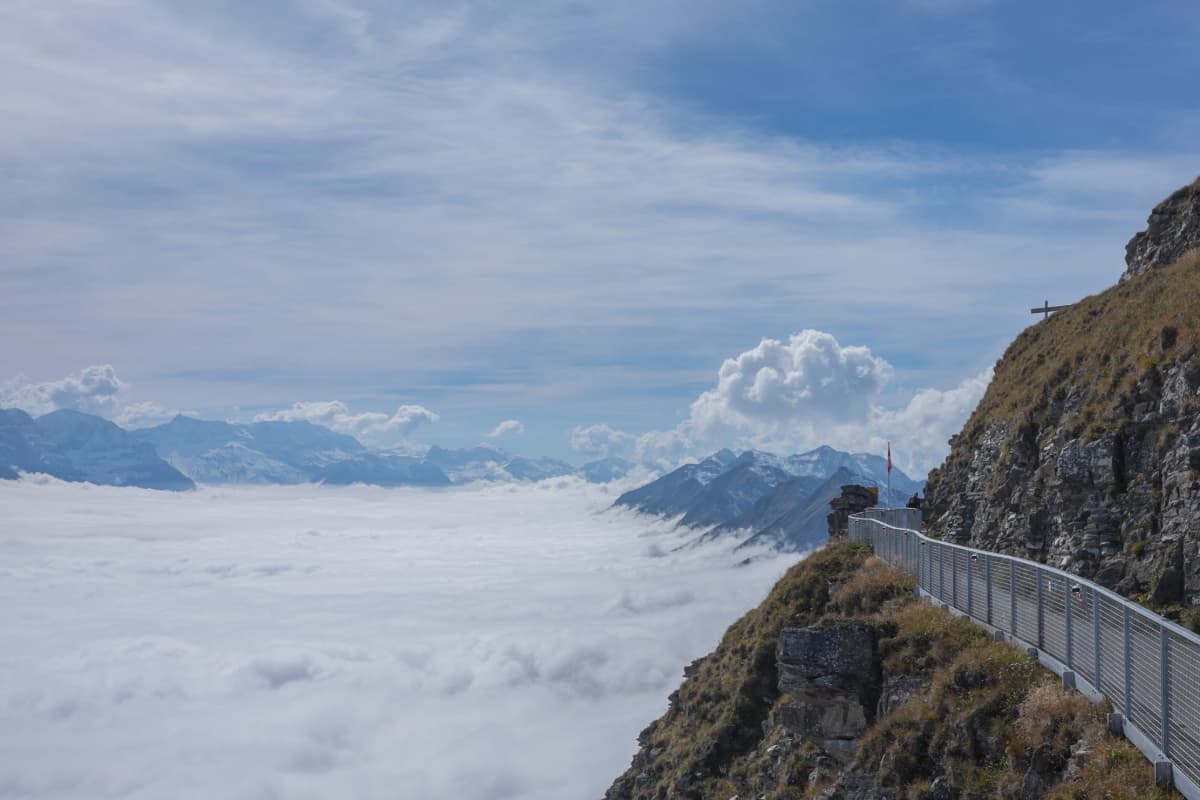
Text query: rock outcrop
774 624 881 764
827 484 878 539
1124 177 1200 281
926 179 1200 612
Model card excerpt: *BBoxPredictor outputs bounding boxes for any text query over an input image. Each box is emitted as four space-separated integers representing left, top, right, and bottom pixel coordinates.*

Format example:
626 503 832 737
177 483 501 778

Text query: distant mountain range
0 408 637 490
0 409 194 490
0 408 920 513
614 446 922 552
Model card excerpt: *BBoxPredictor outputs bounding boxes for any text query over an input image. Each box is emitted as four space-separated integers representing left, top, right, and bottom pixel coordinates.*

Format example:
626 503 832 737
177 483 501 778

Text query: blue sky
2 0 1198 473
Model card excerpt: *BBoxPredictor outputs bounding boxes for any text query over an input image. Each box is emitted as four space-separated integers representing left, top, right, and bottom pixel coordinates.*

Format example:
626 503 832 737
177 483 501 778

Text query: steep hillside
925 179 1200 610
616 447 919 551
605 541 1175 800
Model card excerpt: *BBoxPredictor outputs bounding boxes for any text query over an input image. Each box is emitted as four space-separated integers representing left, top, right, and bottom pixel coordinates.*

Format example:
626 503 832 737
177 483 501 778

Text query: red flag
887 442 892 474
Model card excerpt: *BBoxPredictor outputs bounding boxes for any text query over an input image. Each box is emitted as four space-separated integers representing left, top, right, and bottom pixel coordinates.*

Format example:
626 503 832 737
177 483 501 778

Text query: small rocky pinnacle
1122 176 1200 281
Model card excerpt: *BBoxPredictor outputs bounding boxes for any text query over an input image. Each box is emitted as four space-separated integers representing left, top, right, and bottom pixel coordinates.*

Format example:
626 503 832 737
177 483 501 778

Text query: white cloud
255 401 439 444
2 1 1170 416
593 331 988 477
111 400 185 429
0 365 127 416
486 419 524 439
570 423 694 471
688 330 893 436
633 428 696 472
0 478 794 800
861 368 993 475
569 424 636 460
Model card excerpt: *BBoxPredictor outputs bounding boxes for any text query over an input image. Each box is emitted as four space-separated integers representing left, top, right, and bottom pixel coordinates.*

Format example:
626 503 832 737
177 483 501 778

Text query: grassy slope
608 542 1180 800
934 249 1200 486
618 543 876 797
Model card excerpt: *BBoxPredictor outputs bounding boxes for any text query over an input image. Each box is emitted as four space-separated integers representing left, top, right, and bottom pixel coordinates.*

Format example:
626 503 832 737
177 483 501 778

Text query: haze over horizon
4 1 1199 473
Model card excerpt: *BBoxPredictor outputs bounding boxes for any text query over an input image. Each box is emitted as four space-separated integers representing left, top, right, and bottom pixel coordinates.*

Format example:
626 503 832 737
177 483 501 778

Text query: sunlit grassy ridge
948 248 1200 466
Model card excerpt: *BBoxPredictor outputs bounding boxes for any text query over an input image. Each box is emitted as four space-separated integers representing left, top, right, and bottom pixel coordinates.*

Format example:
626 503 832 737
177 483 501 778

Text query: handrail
850 510 1200 798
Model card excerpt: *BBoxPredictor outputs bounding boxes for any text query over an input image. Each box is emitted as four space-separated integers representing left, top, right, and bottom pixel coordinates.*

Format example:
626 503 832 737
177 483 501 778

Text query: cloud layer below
0 478 795 800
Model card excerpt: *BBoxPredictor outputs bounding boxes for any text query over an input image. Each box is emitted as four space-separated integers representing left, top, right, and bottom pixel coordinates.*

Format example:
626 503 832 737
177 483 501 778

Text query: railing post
1093 591 1102 692
1160 627 1170 755
1123 605 1132 721
986 556 993 625
1037 568 1045 649
1010 560 1017 637
1065 579 1074 669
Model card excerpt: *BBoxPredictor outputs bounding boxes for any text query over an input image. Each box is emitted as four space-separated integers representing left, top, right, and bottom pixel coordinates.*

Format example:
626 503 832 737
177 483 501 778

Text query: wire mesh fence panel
1128 610 1163 739
969 553 988 622
919 542 931 593
1097 594 1127 713
1168 631 1200 788
939 545 953 605
1042 570 1068 664
1014 563 1040 646
850 512 1200 799
1072 586 1097 686
989 556 1013 632
953 548 969 610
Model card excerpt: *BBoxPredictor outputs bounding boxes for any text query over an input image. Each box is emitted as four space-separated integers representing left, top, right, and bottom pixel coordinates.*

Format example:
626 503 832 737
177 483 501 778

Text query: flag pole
886 441 892 509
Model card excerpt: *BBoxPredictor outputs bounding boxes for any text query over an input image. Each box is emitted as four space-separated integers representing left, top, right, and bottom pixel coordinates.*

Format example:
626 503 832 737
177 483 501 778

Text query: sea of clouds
0 477 799 800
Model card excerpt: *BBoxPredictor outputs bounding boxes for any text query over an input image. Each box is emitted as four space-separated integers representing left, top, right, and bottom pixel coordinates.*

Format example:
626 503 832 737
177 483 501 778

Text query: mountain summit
615 446 921 551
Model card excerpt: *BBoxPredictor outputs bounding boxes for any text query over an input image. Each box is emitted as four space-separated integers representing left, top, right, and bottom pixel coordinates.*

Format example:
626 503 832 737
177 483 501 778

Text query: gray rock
1124 177 1200 281
778 625 878 686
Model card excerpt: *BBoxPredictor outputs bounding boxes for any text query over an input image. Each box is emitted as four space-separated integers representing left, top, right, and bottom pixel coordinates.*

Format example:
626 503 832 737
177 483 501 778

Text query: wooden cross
1030 300 1072 320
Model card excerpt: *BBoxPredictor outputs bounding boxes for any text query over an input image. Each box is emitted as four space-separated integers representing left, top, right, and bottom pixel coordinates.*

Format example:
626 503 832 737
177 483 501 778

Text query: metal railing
849 509 1200 798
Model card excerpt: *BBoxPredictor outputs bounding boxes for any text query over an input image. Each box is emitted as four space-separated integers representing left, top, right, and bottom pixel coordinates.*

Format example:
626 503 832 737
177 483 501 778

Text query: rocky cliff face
603 543 1173 800
925 180 1200 613
1124 177 1200 281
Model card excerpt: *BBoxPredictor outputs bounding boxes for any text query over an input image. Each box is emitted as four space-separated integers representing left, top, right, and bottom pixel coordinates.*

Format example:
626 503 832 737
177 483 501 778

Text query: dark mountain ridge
615 447 921 551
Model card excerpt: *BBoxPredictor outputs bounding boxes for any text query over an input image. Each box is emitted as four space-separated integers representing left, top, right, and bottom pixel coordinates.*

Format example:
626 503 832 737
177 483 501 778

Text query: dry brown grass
616 540 876 798
830 556 916 614
1044 738 1179 800
1006 681 1103 771
878 600 990 675
950 247 1200 453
